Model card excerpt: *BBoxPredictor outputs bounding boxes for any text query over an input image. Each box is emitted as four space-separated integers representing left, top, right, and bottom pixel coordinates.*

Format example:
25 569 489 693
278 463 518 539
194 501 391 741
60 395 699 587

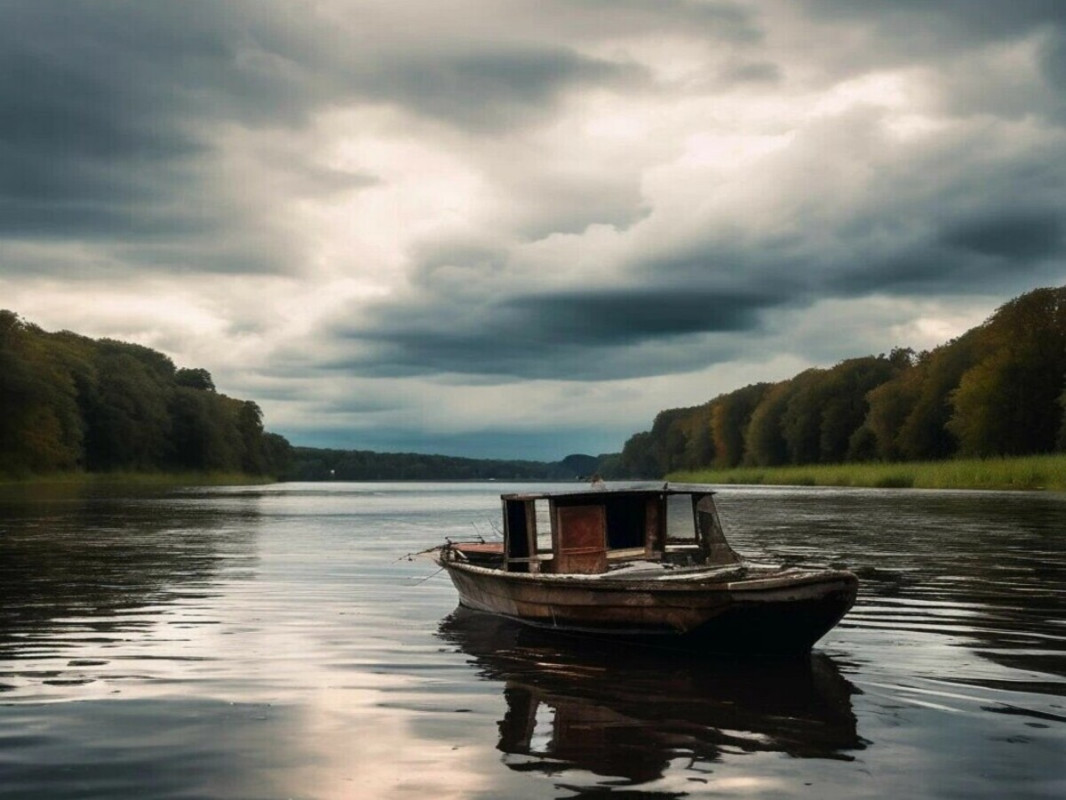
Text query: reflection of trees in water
0 487 260 653
721 491 1066 680
439 608 864 787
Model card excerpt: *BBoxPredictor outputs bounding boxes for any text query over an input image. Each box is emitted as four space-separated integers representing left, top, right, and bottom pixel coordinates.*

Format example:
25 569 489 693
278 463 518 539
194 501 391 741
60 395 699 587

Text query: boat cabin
497 484 739 575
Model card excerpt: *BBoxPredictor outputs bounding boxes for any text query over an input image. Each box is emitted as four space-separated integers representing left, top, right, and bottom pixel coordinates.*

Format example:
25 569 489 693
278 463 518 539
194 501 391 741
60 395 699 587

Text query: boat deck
442 543 832 587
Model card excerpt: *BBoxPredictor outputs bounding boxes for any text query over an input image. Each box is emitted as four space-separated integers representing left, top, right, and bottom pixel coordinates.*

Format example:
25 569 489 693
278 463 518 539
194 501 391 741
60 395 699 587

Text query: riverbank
669 453 1066 491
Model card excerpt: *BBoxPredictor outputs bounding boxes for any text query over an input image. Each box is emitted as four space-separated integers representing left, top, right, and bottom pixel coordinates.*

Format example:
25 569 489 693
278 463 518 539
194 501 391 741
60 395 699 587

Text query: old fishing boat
433 484 858 653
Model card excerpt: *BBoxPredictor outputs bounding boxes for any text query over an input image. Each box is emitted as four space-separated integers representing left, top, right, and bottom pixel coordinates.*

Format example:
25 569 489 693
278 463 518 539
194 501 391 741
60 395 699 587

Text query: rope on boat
394 544 443 563
407 566 446 586
395 515 499 563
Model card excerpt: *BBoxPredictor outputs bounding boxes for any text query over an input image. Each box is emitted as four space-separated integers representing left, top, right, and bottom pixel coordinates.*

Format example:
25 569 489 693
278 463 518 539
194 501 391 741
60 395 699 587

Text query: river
0 482 1063 799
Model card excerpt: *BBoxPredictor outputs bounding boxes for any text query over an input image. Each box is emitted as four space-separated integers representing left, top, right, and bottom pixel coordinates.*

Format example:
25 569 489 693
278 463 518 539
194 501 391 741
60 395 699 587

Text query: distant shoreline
7 455 1065 492
669 454 1066 492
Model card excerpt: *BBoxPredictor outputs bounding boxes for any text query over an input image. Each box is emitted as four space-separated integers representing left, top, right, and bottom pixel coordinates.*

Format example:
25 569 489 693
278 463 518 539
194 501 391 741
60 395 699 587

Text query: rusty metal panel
553 504 607 574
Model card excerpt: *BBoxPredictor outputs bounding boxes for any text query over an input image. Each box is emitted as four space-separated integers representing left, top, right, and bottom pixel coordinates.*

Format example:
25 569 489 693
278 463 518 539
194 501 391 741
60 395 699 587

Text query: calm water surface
0 482 1063 799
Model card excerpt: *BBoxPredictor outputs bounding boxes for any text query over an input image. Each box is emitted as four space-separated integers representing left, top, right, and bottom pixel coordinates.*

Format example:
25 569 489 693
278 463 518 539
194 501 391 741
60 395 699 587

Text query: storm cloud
1 0 1064 459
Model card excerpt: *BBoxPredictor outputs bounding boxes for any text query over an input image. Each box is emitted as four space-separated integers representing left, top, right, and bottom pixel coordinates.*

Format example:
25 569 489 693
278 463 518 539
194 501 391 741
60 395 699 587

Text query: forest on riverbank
287 448 600 481
0 311 292 479
608 286 1066 479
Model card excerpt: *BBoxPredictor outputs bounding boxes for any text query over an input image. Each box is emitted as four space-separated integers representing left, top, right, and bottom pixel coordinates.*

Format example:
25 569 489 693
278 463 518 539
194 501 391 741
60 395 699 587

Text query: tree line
0 310 293 478
607 286 1066 478
287 449 602 481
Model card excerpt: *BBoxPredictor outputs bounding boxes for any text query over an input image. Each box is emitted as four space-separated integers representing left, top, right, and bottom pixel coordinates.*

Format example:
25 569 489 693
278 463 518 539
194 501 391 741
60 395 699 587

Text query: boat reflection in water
439 608 865 787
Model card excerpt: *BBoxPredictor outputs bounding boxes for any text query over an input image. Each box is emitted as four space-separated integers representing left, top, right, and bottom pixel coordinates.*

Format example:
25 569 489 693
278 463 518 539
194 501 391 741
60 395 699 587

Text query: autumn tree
711 383 770 468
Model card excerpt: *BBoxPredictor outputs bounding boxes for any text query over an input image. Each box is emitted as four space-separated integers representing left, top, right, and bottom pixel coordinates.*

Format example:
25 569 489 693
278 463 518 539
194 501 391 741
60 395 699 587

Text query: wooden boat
433 483 858 653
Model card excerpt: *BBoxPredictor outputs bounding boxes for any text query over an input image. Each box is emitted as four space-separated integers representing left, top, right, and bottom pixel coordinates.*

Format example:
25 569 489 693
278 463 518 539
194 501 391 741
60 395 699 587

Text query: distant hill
284 448 610 482
604 285 1066 479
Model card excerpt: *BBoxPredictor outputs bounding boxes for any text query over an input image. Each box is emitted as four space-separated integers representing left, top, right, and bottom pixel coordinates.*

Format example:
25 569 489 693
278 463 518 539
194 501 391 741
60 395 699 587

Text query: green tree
237 401 268 474
743 381 793 466
684 412 716 470
893 333 980 460
1058 387 1066 451
169 388 242 470
949 287 1066 456
0 312 83 474
780 369 831 464
711 383 770 468
864 363 923 460
262 432 295 477
176 367 216 392
84 345 174 470
818 356 899 463
618 431 659 477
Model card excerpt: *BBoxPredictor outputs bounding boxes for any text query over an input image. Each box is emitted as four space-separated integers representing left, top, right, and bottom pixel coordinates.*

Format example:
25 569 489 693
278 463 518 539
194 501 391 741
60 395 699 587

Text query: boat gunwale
435 550 857 594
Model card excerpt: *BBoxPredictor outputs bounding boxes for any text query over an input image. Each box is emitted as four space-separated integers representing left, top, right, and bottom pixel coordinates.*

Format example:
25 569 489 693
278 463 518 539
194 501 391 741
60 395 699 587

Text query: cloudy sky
2 1 1065 460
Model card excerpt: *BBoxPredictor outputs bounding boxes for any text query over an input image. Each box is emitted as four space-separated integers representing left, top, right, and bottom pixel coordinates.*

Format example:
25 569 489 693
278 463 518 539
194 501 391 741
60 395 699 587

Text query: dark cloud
506 289 773 342
327 287 778 380
941 212 1063 261
720 61 782 84
822 212 1064 298
369 48 648 131
1040 32 1066 95
804 0 1066 45
0 2 345 269
800 0 1066 121
0 1 648 272
523 0 762 42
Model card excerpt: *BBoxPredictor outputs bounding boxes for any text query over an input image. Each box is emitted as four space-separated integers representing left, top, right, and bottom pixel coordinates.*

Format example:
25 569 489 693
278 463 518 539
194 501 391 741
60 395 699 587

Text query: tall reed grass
670 453 1066 491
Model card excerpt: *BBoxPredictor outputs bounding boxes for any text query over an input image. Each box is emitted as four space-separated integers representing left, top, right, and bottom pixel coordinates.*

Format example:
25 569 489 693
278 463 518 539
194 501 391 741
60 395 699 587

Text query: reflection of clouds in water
0 490 262 701
0 693 496 800
289 702 495 800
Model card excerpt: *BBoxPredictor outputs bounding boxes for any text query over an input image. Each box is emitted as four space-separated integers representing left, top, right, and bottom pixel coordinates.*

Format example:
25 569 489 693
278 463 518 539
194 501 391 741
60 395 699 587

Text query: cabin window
604 494 647 550
665 493 696 543
504 499 533 572
534 499 553 555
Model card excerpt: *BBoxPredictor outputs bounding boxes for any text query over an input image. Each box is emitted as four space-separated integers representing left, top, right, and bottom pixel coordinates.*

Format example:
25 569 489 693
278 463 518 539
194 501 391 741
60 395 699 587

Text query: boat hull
440 561 858 654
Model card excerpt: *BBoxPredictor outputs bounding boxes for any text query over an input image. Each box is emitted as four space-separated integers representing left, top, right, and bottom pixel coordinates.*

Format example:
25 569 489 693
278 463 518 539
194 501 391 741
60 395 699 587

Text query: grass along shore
669 453 1066 492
